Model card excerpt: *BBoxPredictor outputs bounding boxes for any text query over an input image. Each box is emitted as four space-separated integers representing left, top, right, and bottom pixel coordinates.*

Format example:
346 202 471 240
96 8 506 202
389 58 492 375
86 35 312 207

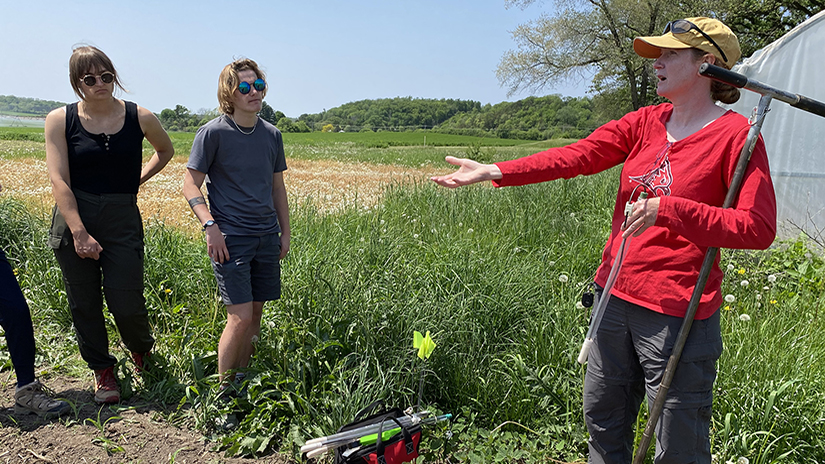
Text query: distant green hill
0 95 66 117
293 95 603 140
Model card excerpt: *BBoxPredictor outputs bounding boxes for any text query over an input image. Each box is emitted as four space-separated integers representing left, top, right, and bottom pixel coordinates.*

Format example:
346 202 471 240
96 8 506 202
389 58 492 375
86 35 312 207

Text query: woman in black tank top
44 46 174 405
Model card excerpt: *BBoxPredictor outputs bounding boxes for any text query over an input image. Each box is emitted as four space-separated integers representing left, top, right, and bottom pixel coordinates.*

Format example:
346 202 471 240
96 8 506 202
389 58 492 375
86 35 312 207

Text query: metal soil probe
633 63 825 464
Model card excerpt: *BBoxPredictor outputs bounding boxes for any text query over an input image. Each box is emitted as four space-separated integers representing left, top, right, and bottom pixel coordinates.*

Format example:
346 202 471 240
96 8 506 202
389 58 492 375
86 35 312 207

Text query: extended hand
430 156 501 188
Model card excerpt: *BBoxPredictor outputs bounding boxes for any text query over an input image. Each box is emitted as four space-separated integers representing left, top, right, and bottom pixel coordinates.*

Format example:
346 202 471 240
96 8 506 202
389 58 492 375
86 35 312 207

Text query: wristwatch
202 219 216 231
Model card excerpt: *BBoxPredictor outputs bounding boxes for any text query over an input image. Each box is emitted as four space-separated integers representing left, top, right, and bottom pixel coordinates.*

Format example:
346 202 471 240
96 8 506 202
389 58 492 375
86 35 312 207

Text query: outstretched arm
430 156 502 188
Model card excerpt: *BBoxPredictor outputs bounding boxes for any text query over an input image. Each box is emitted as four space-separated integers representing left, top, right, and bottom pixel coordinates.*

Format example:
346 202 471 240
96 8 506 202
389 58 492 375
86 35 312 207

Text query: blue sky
1 0 590 117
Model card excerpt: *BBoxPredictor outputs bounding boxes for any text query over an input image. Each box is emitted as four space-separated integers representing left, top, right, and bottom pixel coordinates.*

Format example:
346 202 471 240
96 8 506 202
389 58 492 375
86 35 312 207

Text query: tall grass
3 137 825 462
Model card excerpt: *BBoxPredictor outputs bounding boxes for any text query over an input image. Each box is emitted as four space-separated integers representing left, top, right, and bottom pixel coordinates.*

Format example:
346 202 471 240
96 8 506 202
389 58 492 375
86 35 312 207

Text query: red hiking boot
93 366 120 404
131 351 151 374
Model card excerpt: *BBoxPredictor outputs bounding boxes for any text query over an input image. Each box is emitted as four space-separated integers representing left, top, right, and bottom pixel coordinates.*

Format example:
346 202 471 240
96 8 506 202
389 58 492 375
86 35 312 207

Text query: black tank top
65 101 145 194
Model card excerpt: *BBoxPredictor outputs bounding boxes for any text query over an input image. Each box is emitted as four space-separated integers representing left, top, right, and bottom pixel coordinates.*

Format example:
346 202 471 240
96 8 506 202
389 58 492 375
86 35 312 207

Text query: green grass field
2 128 824 462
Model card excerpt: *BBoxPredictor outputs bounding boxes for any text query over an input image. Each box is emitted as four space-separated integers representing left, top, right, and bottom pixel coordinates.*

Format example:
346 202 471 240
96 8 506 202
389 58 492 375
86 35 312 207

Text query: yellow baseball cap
633 17 741 68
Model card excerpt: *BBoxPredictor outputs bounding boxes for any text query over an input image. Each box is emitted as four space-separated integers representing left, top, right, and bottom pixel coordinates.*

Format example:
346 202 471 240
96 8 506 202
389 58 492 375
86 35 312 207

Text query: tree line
0 95 65 116
156 95 604 140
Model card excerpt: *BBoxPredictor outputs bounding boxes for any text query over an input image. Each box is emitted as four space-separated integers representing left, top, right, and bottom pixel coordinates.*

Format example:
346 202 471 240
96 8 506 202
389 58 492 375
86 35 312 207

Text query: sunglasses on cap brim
663 19 728 64
239 79 266 94
82 72 115 87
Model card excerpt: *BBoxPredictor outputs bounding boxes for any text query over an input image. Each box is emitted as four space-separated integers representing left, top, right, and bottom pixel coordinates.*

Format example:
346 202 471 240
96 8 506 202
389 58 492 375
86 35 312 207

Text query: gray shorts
583 288 722 464
211 233 281 306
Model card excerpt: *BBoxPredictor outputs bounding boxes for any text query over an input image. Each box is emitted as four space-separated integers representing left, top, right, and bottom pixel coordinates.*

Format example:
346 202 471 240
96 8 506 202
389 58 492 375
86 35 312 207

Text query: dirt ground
0 375 291 464
0 156 448 464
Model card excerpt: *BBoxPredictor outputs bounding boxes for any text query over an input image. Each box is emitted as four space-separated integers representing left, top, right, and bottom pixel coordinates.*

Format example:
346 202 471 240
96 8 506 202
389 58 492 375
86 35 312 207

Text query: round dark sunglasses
82 72 115 87
239 78 266 94
663 19 728 64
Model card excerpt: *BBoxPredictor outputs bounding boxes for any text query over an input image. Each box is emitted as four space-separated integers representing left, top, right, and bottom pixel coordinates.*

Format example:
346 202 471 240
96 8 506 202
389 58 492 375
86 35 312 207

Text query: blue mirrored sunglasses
238 78 266 94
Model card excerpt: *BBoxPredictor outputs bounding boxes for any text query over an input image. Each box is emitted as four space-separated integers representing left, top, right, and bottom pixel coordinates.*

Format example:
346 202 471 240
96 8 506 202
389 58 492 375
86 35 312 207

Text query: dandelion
164 288 172 294
467 228 474 233
251 335 259 344
514 247 521 252
738 268 746 275
727 264 735 271
763 286 769 291
413 234 419 239
458 222 463 227
756 302 761 308
725 294 736 303
737 457 750 464
576 301 585 310
756 293 761 300
724 305 732 311
767 274 776 283
558 274 569 283
740 280 749 287
548 261 556 267
570 212 576 218
770 299 777 305
360 237 365 242
739 314 751 322
12 268 19 276
380 219 385 225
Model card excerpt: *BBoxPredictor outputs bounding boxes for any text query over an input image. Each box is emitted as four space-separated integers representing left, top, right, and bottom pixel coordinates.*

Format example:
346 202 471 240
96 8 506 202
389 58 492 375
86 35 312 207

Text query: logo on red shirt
629 145 673 197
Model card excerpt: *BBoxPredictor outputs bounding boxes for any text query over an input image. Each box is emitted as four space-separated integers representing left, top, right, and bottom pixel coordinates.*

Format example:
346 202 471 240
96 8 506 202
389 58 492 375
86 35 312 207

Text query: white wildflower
767 274 777 283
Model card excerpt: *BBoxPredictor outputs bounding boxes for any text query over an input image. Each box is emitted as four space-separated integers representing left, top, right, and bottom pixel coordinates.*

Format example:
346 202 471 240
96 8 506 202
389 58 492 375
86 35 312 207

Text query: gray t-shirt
187 115 287 236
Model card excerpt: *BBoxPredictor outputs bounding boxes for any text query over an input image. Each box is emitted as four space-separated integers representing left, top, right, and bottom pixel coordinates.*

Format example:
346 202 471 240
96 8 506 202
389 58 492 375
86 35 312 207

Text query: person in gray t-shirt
183 58 290 388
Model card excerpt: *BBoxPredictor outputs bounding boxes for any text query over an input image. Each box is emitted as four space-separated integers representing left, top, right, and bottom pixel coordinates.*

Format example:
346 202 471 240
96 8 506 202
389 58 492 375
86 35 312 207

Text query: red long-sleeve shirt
493 103 776 320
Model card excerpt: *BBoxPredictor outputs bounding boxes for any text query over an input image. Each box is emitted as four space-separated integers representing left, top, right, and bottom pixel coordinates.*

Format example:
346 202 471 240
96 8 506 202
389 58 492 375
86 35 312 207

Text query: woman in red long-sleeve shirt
432 17 776 464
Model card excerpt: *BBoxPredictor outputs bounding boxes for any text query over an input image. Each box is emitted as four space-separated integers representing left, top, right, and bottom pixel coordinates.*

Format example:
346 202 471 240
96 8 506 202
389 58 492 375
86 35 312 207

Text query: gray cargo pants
584 289 722 464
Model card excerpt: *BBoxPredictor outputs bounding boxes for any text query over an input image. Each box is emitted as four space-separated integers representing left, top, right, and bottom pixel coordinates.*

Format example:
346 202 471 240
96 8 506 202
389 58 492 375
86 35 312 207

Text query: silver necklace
229 115 257 135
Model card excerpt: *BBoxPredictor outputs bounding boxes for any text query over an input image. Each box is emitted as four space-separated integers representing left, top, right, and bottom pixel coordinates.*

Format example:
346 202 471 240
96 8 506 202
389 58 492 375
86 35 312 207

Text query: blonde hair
69 45 126 100
217 58 267 114
691 48 740 104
